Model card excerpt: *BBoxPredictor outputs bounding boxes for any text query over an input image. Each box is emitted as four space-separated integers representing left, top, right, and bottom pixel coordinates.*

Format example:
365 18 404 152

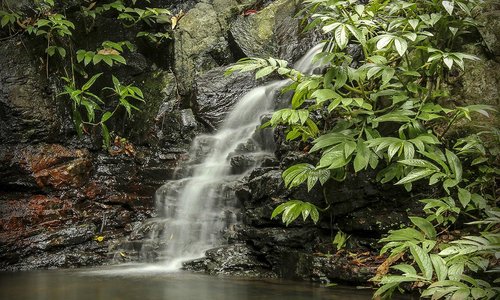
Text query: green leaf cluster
227 0 499 298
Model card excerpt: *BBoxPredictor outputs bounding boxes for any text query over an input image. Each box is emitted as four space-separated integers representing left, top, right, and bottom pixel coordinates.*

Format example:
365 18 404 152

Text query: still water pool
0 264 410 300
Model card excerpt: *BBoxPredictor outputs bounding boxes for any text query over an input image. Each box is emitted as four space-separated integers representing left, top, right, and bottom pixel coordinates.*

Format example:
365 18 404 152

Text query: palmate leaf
271 200 320 226
282 163 330 191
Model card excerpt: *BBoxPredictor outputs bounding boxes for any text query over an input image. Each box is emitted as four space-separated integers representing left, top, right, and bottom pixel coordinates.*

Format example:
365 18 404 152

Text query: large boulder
174 1 237 98
230 0 320 62
195 66 256 129
478 9 500 58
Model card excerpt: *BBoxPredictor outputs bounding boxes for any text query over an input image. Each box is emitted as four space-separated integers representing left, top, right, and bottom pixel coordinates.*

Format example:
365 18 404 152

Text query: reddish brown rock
0 144 92 191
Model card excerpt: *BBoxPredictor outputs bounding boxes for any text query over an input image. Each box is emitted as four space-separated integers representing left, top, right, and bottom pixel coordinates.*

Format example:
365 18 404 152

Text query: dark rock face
195 66 256 129
183 244 276 277
0 39 61 145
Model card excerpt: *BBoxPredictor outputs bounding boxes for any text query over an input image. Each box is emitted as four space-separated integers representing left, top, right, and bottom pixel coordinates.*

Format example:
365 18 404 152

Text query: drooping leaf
409 243 433 280
409 216 436 239
395 168 436 185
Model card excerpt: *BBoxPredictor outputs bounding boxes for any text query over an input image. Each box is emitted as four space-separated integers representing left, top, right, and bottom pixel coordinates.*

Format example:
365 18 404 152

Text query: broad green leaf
255 66 275 79
445 149 462 181
442 1 454 15
394 38 407 57
457 188 471 208
391 264 417 275
398 159 440 171
409 243 433 280
335 25 348 49
430 254 447 281
395 168 436 185
82 73 102 91
319 149 349 169
353 139 369 172
311 89 338 104
409 216 436 239
101 123 110 149
377 35 393 50
101 111 113 123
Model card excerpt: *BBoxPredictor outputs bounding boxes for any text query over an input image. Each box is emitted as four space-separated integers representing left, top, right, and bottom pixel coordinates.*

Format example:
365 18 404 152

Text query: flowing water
130 44 325 269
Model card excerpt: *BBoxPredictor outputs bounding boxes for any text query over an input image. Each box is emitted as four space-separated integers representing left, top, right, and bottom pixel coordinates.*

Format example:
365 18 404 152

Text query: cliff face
0 0 498 284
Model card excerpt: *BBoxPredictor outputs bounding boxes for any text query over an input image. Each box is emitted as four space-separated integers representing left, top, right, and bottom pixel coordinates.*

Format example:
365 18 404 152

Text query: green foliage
0 9 21 29
76 41 135 67
227 0 498 298
271 200 320 226
27 13 75 58
60 74 144 149
0 0 166 150
332 230 350 251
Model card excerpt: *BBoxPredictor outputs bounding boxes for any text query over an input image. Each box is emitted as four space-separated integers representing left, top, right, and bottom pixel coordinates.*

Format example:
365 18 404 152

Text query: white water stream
150 44 324 270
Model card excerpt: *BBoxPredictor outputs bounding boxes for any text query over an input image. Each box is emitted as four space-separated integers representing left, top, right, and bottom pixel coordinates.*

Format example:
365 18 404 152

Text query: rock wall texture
0 0 498 287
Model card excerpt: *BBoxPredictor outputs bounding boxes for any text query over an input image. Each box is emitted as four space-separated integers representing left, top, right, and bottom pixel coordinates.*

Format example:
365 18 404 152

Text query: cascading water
138 44 324 270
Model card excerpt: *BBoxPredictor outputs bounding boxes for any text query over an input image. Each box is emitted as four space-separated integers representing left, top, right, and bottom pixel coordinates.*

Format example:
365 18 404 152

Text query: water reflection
0 266 384 300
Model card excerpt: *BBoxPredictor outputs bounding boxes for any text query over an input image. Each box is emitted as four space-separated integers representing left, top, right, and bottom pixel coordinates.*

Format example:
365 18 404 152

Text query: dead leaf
374 252 404 280
97 48 119 55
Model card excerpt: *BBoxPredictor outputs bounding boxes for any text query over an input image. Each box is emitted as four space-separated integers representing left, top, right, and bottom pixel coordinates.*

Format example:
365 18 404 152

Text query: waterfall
147 44 324 270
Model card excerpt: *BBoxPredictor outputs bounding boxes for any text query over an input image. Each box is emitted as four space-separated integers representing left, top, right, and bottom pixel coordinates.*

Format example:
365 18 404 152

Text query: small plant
0 9 21 30
76 41 135 67
118 7 171 27
271 200 320 226
27 14 74 58
332 230 350 251
59 74 145 149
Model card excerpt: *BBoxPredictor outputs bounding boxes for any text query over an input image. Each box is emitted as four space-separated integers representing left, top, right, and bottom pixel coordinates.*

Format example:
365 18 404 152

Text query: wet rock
174 2 234 97
478 10 500 57
195 66 256 129
229 0 320 62
229 153 274 175
308 253 378 283
93 147 184 199
243 169 288 202
230 0 296 58
0 144 92 191
242 227 321 249
0 38 60 145
183 244 277 277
